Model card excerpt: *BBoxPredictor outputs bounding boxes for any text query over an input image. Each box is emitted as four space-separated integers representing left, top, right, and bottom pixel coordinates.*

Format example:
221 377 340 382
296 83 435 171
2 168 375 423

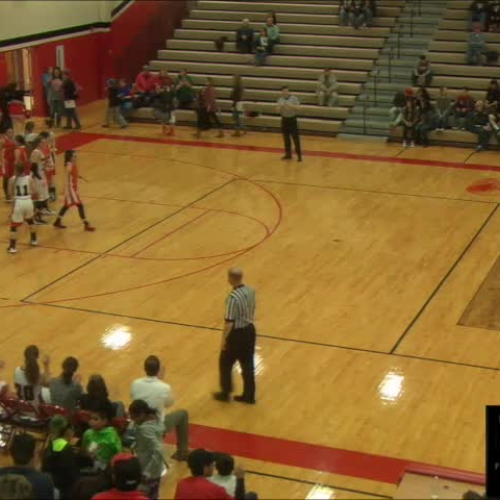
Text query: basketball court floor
1 101 499 498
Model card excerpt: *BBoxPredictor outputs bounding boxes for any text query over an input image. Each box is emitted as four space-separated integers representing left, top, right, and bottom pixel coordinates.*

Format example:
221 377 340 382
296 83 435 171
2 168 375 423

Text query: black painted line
390 204 499 354
246 469 392 499
21 301 500 373
254 178 498 205
22 179 236 303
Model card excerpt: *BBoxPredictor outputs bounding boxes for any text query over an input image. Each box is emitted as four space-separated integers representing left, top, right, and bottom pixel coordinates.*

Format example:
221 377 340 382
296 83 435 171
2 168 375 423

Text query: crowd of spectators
390 79 500 151
0 346 257 499
467 1 500 66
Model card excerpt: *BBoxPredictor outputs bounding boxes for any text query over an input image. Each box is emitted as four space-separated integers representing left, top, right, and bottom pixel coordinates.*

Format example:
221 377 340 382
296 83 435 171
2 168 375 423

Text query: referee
213 267 257 405
277 86 303 162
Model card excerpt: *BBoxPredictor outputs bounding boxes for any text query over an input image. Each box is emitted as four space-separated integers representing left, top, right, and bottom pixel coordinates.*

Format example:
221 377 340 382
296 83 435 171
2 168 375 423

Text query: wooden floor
1 100 499 498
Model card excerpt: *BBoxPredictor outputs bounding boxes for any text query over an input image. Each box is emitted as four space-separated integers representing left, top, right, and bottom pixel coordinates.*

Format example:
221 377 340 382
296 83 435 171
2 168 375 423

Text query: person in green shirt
81 408 122 471
264 16 280 53
175 69 196 109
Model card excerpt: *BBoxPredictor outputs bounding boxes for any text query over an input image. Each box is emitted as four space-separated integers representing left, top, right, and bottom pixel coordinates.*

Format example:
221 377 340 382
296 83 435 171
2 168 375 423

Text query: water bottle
430 476 440 499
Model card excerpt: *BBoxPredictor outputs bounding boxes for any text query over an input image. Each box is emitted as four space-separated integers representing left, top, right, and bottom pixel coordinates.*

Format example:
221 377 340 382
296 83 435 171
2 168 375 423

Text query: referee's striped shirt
225 284 256 329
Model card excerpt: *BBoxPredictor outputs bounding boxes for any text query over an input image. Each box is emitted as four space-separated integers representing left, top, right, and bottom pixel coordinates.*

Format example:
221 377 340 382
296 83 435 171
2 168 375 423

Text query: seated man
467 25 486 65
0 434 54 500
264 15 280 52
412 55 433 87
339 0 351 26
453 87 475 130
92 454 148 500
134 65 158 106
469 0 489 30
174 449 246 500
316 68 339 107
236 19 254 53
131 355 190 461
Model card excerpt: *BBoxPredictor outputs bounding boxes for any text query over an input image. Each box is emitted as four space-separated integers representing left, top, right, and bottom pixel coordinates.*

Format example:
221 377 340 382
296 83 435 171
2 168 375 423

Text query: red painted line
131 210 209 257
73 131 500 174
164 423 484 486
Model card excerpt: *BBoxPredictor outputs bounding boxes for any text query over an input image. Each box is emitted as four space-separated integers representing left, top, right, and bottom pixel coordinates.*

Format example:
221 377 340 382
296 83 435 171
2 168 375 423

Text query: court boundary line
21 178 236 303
18 301 500 372
73 131 500 173
244 470 392 499
390 204 500 354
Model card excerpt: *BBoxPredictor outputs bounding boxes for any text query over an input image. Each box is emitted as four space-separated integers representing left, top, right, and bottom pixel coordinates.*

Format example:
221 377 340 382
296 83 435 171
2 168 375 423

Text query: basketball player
39 130 56 202
0 128 16 201
30 135 53 220
41 119 57 201
7 162 38 254
53 150 95 231
13 135 30 175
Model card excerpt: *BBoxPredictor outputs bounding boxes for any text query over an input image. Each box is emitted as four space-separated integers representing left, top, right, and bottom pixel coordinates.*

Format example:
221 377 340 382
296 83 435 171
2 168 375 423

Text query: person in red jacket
92 454 148 500
174 449 247 500
134 65 158 107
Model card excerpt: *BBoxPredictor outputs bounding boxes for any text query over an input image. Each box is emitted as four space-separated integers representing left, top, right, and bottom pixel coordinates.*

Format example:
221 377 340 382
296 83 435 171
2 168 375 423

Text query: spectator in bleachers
42 415 79 498
467 25 486 65
389 88 413 129
339 0 351 26
175 69 196 109
489 1 500 31
0 474 34 499
231 75 246 137
92 454 148 500
236 19 254 53
81 408 122 471
365 0 377 27
316 69 339 107
416 100 436 147
153 81 176 136
415 86 431 112
103 79 128 129
349 0 365 29
436 87 453 131
412 55 433 87
134 65 157 107
208 453 248 498
469 0 490 31
468 100 493 151
128 400 166 499
158 69 173 88
174 449 246 500
117 78 134 122
264 16 280 52
485 79 500 111
130 355 190 462
452 87 475 130
195 78 224 138
14 345 51 405
49 356 83 413
254 29 271 66
0 434 55 499
80 374 125 418
402 99 420 148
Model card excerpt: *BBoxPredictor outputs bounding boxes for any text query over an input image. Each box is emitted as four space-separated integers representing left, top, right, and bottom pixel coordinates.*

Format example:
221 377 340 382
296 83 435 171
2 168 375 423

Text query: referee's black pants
219 324 256 400
281 116 302 159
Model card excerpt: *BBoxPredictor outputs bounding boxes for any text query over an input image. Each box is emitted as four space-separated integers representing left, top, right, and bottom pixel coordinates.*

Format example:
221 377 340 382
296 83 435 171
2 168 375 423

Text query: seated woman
412 55 433 87
264 15 280 52
254 29 271 66
49 356 83 414
79 374 125 419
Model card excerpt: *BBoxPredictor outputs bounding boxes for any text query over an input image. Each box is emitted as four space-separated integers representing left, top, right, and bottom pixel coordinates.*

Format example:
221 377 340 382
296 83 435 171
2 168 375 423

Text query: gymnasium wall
0 0 189 116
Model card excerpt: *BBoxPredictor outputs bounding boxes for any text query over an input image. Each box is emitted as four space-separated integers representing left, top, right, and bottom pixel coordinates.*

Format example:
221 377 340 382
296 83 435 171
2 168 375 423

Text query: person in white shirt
209 453 237 496
130 355 189 461
14 345 51 406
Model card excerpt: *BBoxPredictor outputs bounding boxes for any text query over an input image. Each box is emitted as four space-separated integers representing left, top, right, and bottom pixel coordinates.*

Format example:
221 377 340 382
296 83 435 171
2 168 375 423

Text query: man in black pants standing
277 86 302 162
214 267 257 405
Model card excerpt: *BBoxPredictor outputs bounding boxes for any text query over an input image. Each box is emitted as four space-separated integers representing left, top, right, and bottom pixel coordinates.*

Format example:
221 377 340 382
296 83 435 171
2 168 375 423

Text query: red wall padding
111 0 189 81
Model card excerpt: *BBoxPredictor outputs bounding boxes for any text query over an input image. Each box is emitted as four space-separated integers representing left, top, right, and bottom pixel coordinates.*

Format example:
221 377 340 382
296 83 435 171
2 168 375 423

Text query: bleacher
133 0 404 134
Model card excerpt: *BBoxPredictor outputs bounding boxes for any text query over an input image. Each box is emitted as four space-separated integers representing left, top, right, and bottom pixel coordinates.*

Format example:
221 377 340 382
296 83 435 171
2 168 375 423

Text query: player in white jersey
14 345 51 406
7 162 38 254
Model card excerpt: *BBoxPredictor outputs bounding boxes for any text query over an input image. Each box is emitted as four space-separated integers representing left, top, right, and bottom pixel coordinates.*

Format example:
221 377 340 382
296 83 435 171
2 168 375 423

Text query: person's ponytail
24 345 40 385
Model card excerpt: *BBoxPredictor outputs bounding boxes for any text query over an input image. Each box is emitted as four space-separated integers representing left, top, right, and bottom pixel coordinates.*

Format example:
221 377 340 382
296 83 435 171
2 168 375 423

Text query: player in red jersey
13 135 30 175
41 119 57 201
53 150 95 231
0 128 16 201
